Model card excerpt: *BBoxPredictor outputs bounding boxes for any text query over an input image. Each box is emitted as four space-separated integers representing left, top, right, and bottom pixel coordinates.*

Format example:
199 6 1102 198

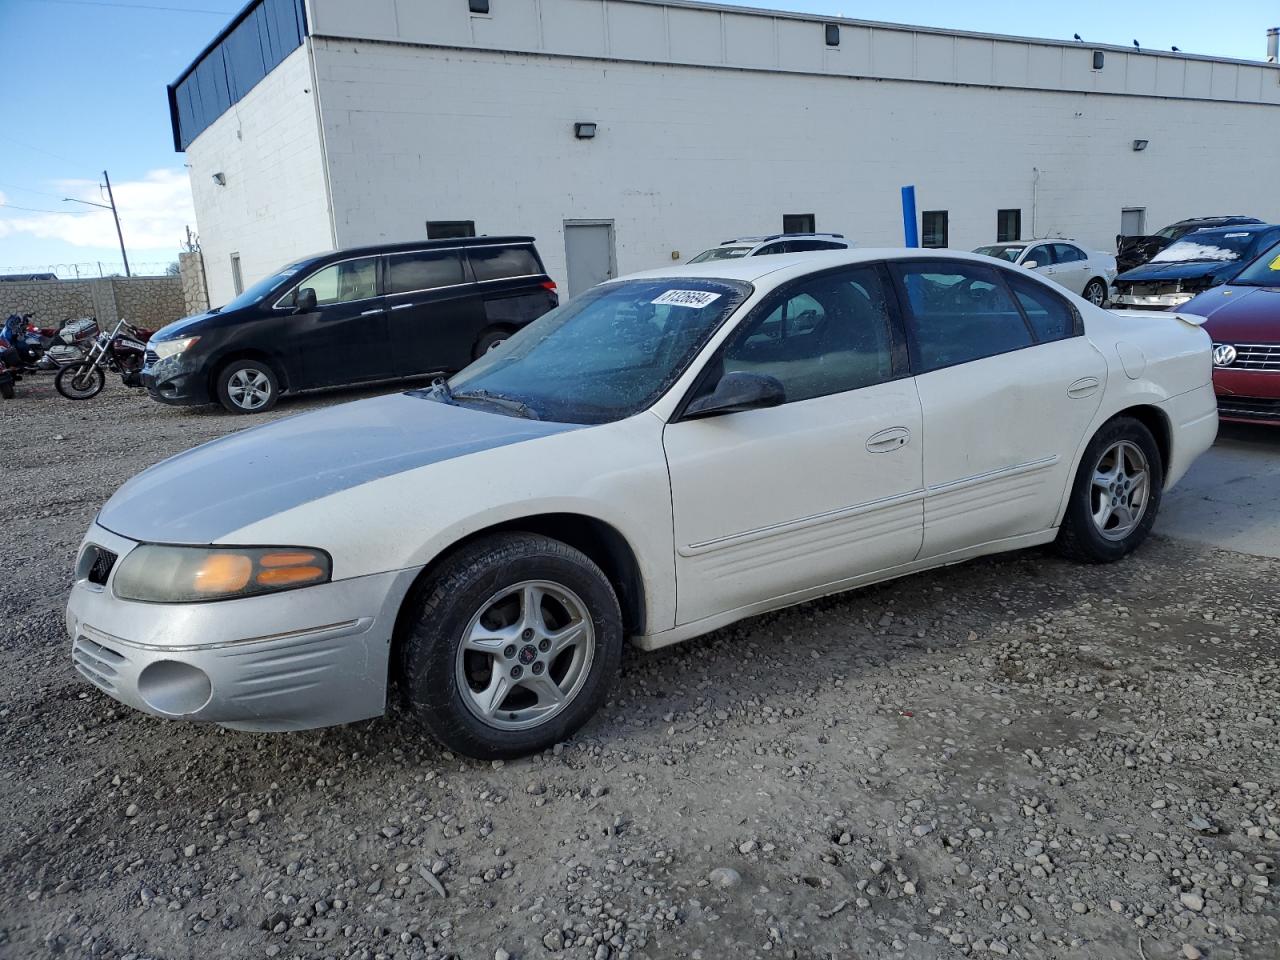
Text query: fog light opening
138 660 213 716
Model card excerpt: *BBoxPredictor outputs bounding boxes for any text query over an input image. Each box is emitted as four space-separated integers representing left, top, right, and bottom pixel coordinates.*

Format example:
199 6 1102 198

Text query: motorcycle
0 340 17 399
2 314 41 369
54 318 151 400
37 317 101 371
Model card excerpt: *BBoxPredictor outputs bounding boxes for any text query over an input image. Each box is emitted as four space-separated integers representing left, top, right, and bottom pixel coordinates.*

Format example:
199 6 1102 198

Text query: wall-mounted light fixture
574 122 597 140
1132 139 1149 152
212 172 227 185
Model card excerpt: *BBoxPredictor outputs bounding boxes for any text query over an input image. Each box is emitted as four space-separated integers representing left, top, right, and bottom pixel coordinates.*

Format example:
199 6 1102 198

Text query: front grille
143 348 159 367
1121 281 1181 297
1218 396 1280 421
72 635 128 692
1226 343 1280 371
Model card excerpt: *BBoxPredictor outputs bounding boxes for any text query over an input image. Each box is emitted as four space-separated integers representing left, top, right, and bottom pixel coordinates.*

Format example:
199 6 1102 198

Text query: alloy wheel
1090 440 1150 541
455 580 595 731
1086 281 1107 306
227 369 272 410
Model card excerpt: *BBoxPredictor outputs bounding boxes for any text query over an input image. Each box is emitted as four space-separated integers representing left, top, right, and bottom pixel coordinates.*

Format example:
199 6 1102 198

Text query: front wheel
1056 416 1163 563
1083 279 1108 307
55 362 105 400
216 359 279 414
399 533 623 759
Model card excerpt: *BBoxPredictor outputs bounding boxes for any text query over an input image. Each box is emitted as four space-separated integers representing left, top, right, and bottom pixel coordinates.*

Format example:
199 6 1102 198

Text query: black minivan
143 236 558 413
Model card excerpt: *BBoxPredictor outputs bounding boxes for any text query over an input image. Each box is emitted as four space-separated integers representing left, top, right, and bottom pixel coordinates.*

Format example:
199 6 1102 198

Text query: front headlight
113 545 331 603
150 336 200 360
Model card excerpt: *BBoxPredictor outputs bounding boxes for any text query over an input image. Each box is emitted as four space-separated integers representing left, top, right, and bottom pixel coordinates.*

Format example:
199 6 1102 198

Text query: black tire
215 359 279 414
1056 416 1164 563
0 378 13 400
473 327 515 360
1083 278 1108 307
55 362 105 400
399 533 623 759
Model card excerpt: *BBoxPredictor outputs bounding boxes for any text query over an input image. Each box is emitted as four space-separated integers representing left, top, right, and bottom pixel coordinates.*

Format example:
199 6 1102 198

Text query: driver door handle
360 308 385 316
866 427 911 453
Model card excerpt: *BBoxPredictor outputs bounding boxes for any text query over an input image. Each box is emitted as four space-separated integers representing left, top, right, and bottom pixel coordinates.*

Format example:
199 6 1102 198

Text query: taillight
541 280 557 291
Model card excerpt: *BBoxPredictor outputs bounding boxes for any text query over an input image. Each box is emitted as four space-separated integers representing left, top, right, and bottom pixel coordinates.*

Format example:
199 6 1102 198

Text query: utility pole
64 170 130 277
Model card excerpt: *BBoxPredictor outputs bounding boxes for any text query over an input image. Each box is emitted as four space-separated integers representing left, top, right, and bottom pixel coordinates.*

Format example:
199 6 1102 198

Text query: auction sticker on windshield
652 290 722 309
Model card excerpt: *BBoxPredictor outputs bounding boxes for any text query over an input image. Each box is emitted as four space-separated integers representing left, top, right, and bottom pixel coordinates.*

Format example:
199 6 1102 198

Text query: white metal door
1121 208 1146 236
564 221 616 298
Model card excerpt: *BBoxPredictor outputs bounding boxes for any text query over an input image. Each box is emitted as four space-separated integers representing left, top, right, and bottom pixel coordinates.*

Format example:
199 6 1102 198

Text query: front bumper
66 524 418 731
1213 367 1280 425
142 357 211 406
1111 291 1196 310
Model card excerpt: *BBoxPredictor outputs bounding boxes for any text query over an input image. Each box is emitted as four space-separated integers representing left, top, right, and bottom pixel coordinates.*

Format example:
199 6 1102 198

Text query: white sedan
67 250 1217 758
974 240 1118 306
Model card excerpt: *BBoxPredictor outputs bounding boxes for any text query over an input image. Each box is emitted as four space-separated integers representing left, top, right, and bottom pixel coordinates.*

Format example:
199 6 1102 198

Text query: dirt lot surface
2 376 1278 960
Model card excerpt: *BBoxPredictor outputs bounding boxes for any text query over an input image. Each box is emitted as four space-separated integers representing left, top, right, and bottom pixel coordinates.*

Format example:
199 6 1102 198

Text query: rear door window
1005 272 1079 342
891 261 1034 373
469 246 542 282
386 250 465 294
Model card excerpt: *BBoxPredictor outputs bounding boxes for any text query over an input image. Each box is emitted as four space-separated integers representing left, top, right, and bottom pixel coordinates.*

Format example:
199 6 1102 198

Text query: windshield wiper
451 389 541 420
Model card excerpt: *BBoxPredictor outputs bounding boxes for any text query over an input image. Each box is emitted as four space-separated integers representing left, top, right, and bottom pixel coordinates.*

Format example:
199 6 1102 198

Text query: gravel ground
1 375 1278 960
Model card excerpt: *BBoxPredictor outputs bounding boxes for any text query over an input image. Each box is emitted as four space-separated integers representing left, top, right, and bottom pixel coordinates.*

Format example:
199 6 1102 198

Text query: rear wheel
1056 416 1163 563
473 326 515 360
55 362 105 400
0 378 13 399
399 533 623 759
1083 278 1108 307
216 359 279 414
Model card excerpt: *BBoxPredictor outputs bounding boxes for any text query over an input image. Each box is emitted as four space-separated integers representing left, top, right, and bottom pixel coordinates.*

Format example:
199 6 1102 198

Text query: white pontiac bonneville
68 249 1217 758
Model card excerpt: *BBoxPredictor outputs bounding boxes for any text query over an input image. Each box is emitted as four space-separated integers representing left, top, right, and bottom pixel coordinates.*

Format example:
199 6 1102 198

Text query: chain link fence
0 260 179 279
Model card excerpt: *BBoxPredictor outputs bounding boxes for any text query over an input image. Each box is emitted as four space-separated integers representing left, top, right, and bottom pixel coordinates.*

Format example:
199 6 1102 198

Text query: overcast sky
1 0 1276 276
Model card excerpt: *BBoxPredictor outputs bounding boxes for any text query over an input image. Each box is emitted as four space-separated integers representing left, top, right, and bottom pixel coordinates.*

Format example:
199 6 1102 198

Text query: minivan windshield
1232 242 1280 286
973 245 1024 263
440 278 751 424
219 261 308 312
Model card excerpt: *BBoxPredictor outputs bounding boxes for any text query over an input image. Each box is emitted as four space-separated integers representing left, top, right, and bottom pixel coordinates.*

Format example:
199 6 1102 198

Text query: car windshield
441 278 751 424
219 261 308 311
973 245 1024 263
1149 232 1258 264
1154 224 1185 240
688 246 753 263
1231 242 1280 286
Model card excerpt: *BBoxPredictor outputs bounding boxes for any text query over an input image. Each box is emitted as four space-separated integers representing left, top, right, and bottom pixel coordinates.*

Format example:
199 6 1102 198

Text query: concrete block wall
184 45 335 306
0 277 186 330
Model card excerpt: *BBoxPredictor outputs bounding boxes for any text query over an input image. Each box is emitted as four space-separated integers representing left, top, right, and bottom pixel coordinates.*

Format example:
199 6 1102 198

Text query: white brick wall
185 45 335 306
312 38 1280 289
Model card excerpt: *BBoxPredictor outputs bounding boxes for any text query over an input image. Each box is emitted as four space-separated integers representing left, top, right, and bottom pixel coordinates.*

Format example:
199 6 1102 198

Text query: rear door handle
1067 376 1100 399
390 303 416 311
866 427 911 453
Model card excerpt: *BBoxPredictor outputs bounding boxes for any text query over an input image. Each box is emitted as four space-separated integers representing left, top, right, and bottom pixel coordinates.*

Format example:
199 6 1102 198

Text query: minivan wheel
1083 279 1108 307
473 327 514 359
399 533 623 759
216 359 279 414
1056 416 1163 563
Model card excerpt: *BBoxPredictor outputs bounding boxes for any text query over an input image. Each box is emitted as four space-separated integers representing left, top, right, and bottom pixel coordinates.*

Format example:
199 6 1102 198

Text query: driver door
663 263 924 626
288 256 389 388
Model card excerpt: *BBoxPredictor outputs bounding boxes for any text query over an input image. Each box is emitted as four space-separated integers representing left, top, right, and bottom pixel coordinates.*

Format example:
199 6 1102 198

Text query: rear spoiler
1112 308 1207 327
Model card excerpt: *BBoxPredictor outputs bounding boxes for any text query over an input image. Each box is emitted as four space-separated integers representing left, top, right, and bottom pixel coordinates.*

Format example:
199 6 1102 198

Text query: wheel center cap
518 645 538 665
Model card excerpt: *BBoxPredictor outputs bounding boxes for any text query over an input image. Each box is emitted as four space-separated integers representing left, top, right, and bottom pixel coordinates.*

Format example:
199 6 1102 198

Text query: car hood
98 393 580 544
152 310 219 341
1180 285 1280 341
1115 260 1237 285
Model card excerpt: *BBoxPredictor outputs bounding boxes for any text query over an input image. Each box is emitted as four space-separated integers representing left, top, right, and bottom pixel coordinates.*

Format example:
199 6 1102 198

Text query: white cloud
0 168 195 252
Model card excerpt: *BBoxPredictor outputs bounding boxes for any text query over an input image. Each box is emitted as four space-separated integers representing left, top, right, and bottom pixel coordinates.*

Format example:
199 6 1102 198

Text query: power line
0 181 68 201
0 134 80 166
0 200 85 215
21 0 237 14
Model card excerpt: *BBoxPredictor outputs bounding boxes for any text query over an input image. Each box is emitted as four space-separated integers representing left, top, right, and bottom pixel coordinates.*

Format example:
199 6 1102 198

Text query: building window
825 24 840 47
997 209 1022 242
921 211 949 248
468 0 490 14
230 253 243 295
427 220 477 240
783 213 816 234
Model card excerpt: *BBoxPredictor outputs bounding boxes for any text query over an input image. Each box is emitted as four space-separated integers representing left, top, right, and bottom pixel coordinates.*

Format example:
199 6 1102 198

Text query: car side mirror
684 371 785 419
1023 260 1038 269
294 288 317 312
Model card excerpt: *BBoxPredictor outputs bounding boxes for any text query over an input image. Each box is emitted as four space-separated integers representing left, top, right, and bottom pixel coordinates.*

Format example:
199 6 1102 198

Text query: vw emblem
1212 344 1237 367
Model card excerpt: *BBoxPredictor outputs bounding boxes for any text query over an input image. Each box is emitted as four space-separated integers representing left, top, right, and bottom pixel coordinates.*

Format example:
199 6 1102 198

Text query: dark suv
1116 216 1262 273
143 236 557 413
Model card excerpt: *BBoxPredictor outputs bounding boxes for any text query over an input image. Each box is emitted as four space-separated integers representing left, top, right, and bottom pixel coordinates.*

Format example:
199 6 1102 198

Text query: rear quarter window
469 246 543 282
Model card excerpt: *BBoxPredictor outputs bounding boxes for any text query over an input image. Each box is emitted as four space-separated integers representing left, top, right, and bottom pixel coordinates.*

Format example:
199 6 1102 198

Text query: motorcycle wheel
55 362 106 400
0 379 13 400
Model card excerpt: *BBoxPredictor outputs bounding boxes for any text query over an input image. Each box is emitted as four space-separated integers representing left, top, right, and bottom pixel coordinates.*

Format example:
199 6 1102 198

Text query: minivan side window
892 261 1033 373
470 246 541 282
386 251 465 294
302 258 379 305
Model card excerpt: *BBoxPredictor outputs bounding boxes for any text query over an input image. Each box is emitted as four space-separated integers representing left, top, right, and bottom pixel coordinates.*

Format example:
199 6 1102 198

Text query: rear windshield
1232 241 1280 286
688 246 752 263
973 245 1024 263
1151 232 1260 264
469 245 543 282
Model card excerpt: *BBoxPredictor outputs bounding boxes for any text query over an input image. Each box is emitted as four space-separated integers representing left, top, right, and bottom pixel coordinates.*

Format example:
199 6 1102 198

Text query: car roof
296 236 539 264
1179 224 1279 239
719 233 845 244
1175 216 1261 225
621 247 1001 285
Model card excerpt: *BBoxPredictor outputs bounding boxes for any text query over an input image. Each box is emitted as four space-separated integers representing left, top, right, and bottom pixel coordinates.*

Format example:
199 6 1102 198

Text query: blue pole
901 185 919 248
